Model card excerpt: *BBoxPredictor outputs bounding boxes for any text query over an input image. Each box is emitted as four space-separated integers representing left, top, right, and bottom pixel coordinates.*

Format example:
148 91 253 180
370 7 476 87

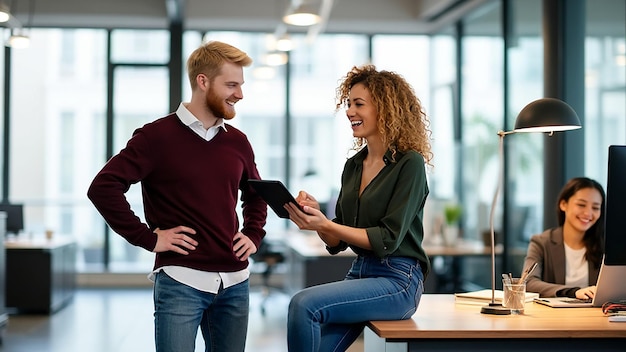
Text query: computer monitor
0 203 24 236
604 145 626 265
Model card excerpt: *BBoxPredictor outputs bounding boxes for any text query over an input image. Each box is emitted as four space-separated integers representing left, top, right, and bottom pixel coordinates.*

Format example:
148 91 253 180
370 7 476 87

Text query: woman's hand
284 201 329 232
295 190 321 210
575 285 597 300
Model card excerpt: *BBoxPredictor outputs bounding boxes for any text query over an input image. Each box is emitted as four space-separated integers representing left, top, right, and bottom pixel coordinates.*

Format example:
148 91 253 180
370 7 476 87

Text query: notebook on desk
533 262 626 308
455 289 539 305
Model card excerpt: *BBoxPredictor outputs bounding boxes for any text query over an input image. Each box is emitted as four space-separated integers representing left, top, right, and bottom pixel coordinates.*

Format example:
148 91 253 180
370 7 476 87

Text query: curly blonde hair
335 64 433 166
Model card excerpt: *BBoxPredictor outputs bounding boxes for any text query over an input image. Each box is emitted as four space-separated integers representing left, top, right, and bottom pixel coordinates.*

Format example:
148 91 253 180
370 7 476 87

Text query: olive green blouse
328 147 431 276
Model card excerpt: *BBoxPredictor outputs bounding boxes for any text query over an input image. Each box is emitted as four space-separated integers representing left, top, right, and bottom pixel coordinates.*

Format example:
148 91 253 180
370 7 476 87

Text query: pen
520 262 538 283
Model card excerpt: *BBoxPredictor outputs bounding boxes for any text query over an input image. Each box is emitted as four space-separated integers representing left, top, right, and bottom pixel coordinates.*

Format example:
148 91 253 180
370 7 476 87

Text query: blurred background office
0 0 623 290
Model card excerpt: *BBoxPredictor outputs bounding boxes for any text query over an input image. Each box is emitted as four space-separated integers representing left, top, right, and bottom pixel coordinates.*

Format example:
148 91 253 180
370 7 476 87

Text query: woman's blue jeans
287 256 424 352
153 271 249 352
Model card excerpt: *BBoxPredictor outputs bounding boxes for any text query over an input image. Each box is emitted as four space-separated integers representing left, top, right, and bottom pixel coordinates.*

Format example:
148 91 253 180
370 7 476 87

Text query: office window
372 35 430 102
182 31 203 102
459 2 503 288
60 30 76 76
59 111 75 193
427 29 457 200
424 27 458 242
288 34 369 220
460 3 504 246
0 28 5 200
110 29 170 64
506 0 544 275
9 29 107 248
584 0 626 185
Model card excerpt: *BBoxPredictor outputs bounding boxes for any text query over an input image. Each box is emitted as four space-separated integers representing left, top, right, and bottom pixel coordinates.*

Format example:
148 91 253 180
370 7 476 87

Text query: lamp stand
481 131 512 315
478 98 581 314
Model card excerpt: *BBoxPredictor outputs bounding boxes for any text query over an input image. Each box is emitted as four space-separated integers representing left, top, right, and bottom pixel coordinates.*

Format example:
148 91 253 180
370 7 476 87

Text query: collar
176 102 227 131
353 147 396 166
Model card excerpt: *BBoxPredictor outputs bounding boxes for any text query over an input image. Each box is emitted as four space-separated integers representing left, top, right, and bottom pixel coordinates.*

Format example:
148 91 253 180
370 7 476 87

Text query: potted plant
443 203 462 246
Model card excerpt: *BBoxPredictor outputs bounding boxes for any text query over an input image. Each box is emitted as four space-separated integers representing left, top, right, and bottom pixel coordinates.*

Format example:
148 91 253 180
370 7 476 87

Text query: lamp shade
0 4 10 23
513 98 581 133
275 34 295 51
6 28 30 49
264 51 288 66
283 4 321 26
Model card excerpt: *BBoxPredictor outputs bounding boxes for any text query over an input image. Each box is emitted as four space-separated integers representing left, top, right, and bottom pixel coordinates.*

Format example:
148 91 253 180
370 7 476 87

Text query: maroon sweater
87 113 267 272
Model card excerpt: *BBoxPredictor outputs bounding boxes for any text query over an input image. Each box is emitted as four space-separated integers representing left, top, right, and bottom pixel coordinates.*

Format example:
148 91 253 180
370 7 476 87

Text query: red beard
205 88 236 120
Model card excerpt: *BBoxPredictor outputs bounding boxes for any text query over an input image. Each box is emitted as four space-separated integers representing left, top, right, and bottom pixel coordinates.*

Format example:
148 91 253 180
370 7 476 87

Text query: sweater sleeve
238 137 268 249
87 129 158 252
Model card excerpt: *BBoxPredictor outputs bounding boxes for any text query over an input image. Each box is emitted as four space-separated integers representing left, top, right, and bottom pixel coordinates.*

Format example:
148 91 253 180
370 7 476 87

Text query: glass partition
584 0 626 184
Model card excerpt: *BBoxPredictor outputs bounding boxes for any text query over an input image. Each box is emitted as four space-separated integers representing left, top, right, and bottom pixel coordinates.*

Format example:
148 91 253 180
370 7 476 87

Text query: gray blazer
523 227 600 297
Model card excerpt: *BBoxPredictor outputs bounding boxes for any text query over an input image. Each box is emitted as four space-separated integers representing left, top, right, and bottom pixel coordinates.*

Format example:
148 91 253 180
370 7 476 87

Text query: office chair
250 240 286 316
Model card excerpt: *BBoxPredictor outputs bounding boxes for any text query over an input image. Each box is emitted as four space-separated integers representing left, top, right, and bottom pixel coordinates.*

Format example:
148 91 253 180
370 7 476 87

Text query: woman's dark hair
556 177 606 268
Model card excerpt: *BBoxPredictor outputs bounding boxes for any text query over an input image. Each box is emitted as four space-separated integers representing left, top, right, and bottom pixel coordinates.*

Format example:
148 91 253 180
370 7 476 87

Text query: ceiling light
264 51 288 66
0 4 10 22
283 3 321 26
7 28 30 49
253 66 277 80
275 34 295 52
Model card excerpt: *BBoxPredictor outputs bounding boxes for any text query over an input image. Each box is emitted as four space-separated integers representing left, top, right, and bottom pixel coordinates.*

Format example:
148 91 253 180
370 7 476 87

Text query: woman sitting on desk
523 177 605 299
283 64 433 352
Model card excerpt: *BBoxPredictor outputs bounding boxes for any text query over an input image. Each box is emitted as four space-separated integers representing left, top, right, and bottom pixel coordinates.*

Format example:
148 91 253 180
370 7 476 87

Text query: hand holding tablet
248 179 304 219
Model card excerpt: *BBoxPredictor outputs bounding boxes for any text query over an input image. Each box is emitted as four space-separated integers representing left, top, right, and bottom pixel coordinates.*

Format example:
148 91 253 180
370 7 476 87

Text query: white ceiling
5 0 491 34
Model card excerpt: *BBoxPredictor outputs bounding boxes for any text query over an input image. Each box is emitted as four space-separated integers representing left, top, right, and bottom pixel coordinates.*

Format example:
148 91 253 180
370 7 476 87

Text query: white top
564 243 589 288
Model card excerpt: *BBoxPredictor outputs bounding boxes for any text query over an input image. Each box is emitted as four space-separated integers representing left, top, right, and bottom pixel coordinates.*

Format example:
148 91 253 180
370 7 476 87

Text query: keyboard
561 298 593 304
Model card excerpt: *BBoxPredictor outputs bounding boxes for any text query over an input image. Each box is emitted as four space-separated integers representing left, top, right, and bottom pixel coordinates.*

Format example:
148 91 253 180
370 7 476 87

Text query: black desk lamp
481 98 582 315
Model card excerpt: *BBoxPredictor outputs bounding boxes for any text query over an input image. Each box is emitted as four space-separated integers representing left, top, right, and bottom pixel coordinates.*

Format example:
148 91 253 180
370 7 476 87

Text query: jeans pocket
383 257 415 278
383 257 417 283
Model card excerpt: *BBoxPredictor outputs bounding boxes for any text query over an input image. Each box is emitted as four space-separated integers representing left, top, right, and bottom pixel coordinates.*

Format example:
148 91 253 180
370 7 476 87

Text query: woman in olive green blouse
284 64 433 352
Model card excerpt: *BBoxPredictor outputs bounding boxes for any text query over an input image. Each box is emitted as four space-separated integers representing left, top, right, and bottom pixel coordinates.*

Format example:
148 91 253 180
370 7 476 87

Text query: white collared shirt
176 102 228 140
147 103 249 293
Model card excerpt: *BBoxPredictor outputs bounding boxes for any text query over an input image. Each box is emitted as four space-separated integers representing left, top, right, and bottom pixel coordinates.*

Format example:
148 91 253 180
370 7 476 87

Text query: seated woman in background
523 177 605 299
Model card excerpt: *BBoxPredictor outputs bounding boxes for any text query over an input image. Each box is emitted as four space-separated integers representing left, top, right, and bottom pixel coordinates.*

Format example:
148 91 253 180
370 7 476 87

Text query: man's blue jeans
287 256 424 352
153 271 249 352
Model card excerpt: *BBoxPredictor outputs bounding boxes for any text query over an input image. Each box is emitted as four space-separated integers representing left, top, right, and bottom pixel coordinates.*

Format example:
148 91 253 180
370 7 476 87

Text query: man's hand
233 232 257 261
152 226 198 255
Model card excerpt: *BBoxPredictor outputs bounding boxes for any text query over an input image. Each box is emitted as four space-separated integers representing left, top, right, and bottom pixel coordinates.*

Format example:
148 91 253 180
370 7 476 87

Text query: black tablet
248 179 302 219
